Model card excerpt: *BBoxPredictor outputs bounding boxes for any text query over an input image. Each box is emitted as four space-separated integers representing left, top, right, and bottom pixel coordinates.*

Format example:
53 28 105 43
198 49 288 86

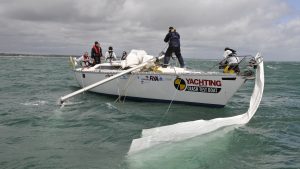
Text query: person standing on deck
163 26 185 68
91 41 103 65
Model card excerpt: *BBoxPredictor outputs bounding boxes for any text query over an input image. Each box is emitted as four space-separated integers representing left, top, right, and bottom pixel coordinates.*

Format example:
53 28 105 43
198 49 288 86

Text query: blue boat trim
222 77 236 80
89 92 225 108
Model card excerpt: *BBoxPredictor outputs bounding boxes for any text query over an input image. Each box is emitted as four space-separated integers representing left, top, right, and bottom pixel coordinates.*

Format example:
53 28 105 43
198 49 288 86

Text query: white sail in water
128 54 264 155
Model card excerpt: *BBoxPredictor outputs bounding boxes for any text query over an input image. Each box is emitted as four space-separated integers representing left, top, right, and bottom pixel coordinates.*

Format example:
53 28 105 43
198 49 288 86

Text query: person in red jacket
75 52 91 67
91 41 103 65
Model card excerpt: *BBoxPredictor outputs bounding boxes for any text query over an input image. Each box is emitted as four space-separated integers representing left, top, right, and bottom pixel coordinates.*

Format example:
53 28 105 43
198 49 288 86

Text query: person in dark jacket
163 26 185 68
121 51 127 60
91 41 103 65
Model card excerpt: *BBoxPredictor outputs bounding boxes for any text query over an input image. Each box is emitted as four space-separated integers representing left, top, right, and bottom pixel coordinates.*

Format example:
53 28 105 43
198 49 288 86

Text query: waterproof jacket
104 51 117 61
91 45 103 59
164 32 180 47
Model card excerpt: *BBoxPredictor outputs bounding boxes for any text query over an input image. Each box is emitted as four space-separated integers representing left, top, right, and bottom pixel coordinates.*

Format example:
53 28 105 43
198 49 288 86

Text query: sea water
0 56 299 168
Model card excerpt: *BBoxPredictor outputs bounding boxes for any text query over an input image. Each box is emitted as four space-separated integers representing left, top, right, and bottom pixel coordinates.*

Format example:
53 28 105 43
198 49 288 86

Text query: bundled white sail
121 50 154 69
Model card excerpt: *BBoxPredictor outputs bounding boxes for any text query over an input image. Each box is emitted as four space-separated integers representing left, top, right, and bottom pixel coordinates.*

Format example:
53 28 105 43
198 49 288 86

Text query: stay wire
157 72 180 127
121 73 135 103
114 72 134 103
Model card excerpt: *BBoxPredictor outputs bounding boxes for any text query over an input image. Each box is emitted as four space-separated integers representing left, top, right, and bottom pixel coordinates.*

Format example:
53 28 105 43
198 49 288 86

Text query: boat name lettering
142 75 163 81
185 78 222 86
174 78 221 93
185 86 221 93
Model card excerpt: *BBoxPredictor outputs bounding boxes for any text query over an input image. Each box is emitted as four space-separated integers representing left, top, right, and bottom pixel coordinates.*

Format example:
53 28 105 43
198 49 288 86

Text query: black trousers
164 46 185 68
94 56 101 64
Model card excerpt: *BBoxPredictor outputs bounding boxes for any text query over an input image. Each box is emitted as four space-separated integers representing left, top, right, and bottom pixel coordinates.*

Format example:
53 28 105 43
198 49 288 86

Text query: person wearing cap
163 26 185 68
221 47 240 73
91 41 103 65
105 46 117 63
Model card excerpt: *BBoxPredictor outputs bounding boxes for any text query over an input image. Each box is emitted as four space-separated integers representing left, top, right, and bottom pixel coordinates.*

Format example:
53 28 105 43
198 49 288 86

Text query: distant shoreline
0 53 78 57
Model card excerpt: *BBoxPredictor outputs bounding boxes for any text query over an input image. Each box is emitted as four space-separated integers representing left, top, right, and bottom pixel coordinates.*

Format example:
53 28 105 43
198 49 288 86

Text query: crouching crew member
163 26 185 68
76 52 91 67
221 47 240 73
105 46 117 63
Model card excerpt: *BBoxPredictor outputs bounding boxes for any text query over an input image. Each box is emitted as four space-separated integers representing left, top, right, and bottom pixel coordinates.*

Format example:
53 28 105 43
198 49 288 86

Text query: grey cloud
2 0 126 23
0 0 299 61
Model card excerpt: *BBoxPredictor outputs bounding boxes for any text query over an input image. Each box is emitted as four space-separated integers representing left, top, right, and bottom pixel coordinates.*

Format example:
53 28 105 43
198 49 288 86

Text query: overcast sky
0 0 299 61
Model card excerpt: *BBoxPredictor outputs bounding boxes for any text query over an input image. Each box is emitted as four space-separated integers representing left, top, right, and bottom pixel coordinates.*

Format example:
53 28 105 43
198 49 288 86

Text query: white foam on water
266 65 277 70
128 55 264 155
21 100 48 106
60 101 84 107
105 102 118 110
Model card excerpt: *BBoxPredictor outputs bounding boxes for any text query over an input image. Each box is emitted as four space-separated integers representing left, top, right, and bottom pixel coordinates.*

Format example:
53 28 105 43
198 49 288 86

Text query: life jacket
106 51 115 63
224 50 239 64
121 52 127 60
82 55 90 67
93 45 100 54
107 52 114 59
